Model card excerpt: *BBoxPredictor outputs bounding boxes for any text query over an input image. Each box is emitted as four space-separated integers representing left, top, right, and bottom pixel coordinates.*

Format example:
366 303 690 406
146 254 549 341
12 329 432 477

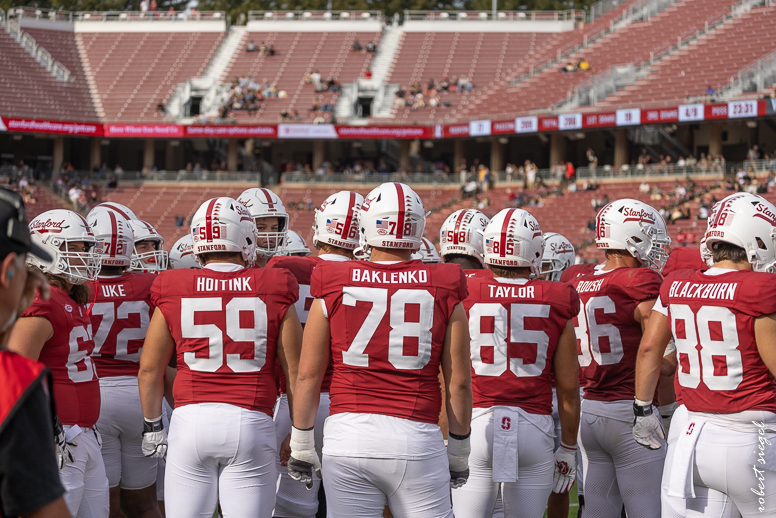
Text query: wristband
143 415 164 433
633 399 653 417
559 441 577 451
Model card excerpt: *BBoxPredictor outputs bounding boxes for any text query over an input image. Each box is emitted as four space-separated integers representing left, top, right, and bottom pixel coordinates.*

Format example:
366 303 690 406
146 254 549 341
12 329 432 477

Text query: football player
168 234 201 270
267 190 363 518
451 209 581 518
540 232 584 518
127 220 168 273
634 193 776 517
571 199 670 518
88 202 138 222
439 208 492 279
8 209 109 518
283 230 312 257
288 182 473 517
237 188 289 267
137 197 303 518
88 210 162 518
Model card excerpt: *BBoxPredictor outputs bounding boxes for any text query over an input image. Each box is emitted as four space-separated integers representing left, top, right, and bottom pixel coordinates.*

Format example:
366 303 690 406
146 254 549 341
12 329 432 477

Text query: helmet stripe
394 183 405 240
259 188 276 210
204 198 218 243
104 203 132 220
500 208 516 258
340 191 357 240
109 211 118 258
452 209 467 245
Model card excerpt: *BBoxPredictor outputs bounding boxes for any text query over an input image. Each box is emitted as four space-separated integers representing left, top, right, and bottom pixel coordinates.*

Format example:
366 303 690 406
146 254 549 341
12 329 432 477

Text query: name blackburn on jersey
351 269 429 284
667 280 738 301
195 277 254 292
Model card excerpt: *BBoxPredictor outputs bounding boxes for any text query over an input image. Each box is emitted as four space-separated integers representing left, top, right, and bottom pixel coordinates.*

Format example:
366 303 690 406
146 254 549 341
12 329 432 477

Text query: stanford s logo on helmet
169 234 202 269
541 232 575 282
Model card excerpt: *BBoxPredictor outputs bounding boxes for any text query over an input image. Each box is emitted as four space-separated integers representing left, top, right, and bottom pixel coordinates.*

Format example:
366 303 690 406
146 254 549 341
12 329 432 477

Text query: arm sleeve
0 382 65 517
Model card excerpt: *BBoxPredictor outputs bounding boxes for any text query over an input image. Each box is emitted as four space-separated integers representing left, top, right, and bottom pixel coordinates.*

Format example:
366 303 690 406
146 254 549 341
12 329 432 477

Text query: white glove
288 426 321 490
54 417 75 470
552 442 577 494
447 432 470 489
142 415 168 458
633 400 665 450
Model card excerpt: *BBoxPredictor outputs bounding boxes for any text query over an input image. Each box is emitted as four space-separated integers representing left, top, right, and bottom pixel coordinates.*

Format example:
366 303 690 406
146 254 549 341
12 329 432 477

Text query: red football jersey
464 268 494 279
560 263 598 283
572 267 662 401
21 287 100 427
661 269 776 414
464 277 579 414
311 260 468 425
267 255 334 393
151 266 299 416
662 247 707 276
90 272 156 378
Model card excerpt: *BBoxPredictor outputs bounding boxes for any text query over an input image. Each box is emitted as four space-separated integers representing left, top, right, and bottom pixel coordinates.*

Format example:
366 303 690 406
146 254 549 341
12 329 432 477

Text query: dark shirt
0 376 64 517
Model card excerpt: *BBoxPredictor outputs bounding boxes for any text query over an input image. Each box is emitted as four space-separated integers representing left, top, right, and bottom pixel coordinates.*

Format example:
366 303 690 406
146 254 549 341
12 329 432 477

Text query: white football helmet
127 220 168 272
237 188 289 258
702 193 776 273
357 182 426 257
595 199 670 272
88 210 134 269
283 230 312 257
190 197 258 266
439 209 489 264
169 234 201 269
413 237 442 263
313 190 364 250
27 209 101 285
87 202 138 222
541 232 575 282
700 193 757 267
482 208 545 276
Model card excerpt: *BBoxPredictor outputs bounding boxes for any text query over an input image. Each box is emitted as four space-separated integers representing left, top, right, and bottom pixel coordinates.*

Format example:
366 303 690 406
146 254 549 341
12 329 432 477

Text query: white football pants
451 411 554 518
164 403 276 518
61 425 110 518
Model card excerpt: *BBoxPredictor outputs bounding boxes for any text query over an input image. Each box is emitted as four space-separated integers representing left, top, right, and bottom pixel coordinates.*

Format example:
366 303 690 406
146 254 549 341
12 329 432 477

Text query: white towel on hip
493 408 518 483
668 419 705 499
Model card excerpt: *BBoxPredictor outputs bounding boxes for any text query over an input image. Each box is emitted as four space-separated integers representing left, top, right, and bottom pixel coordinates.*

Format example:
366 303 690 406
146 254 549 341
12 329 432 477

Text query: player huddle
7 182 776 518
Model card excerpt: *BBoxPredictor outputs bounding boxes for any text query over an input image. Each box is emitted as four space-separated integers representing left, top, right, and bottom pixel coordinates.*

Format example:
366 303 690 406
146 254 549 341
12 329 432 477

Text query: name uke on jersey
351 269 428 284
667 280 738 301
100 285 127 297
195 277 253 292
488 285 536 299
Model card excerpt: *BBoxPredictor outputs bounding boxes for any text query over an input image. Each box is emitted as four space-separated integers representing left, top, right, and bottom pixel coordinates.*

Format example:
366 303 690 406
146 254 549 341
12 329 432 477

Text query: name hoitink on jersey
195 277 254 292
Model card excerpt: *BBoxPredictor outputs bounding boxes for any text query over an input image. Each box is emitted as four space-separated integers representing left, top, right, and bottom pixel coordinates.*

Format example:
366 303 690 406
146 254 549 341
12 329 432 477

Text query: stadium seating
457 0 741 120
600 5 776 108
222 30 380 122
78 30 224 121
0 29 98 121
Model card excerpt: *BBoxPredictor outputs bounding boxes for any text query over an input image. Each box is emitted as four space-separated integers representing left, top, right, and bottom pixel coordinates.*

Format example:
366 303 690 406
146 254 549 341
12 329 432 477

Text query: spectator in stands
113 164 123 174
310 69 322 88
675 227 687 246
566 162 575 182
638 148 651 165
705 85 715 101
427 78 436 92
366 41 376 52
459 76 472 93
150 0 157 12
561 62 576 73
352 40 363 52
676 156 686 169
247 40 257 52
411 94 425 110
167 7 175 18
410 82 421 96
175 214 185 227
505 163 515 183
639 180 650 194
747 144 761 161
578 58 590 71
140 0 149 12
267 44 275 56
259 42 268 54
439 77 450 92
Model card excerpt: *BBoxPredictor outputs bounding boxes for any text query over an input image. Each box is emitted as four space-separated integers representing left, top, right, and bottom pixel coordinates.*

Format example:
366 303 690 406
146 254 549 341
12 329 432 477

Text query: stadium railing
402 10 585 21
247 10 383 21
7 7 228 23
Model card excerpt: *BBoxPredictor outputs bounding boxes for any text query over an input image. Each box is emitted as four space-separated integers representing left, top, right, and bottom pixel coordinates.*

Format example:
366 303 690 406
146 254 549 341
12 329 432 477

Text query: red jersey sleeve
624 267 662 303
20 294 57 321
551 281 581 321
